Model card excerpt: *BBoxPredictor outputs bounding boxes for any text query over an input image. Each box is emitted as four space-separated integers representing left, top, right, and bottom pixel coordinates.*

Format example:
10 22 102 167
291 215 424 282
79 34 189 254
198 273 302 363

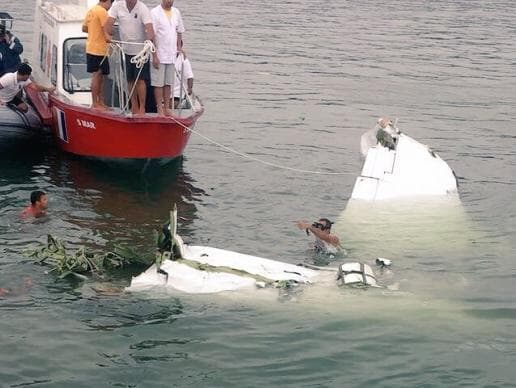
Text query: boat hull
48 96 202 159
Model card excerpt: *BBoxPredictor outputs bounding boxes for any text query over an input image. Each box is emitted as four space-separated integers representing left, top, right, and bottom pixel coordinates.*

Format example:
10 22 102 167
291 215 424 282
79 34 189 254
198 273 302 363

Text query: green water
1 0 515 386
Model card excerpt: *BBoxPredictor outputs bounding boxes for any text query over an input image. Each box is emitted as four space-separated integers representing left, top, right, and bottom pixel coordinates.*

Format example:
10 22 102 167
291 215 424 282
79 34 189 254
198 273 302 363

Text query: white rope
106 40 354 175
167 115 355 176
109 40 156 112
129 40 156 69
108 43 127 110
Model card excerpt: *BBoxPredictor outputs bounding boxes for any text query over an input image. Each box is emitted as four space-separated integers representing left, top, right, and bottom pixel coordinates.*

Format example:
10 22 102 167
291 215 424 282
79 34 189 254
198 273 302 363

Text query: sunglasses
312 222 330 231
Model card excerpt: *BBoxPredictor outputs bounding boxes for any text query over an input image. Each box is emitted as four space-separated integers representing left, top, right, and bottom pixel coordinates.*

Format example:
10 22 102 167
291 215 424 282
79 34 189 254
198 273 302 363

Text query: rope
106 40 354 176
109 40 156 112
129 40 155 69
167 114 355 176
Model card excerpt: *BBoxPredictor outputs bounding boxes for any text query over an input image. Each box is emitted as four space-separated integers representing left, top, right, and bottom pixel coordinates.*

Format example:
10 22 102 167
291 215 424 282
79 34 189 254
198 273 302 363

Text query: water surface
1 0 515 386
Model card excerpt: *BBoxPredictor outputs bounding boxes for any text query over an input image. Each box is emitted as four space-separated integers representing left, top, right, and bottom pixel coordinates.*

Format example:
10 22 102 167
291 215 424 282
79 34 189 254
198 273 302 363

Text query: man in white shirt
104 0 154 115
150 0 185 116
0 63 55 113
173 45 194 109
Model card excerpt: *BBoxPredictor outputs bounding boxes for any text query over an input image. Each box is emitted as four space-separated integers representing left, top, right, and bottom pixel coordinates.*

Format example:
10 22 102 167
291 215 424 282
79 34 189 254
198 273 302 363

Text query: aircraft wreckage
127 119 458 295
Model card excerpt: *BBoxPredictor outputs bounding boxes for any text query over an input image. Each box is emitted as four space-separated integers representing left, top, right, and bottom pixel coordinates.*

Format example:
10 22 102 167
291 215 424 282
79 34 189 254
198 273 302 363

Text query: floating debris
26 235 153 279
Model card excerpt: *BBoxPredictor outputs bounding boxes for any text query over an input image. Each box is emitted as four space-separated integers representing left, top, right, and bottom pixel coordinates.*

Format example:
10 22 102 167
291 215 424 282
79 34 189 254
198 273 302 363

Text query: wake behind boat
5 0 203 161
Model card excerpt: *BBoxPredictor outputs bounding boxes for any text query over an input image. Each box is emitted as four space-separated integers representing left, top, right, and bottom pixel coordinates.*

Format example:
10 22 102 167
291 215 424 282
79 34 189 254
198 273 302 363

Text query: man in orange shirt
21 190 48 219
82 0 113 110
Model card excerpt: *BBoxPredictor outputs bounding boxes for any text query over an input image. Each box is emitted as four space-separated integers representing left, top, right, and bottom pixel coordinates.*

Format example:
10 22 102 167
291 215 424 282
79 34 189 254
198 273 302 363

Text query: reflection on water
0 139 207 308
0 138 206 251
49 156 206 240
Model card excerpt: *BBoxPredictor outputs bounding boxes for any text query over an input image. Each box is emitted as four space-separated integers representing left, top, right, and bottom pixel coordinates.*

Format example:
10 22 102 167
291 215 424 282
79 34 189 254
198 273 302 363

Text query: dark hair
319 218 333 231
18 63 32 76
30 190 46 205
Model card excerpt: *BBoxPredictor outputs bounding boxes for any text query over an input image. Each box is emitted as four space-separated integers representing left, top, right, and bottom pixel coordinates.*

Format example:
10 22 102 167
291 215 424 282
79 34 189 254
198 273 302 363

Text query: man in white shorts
150 0 185 116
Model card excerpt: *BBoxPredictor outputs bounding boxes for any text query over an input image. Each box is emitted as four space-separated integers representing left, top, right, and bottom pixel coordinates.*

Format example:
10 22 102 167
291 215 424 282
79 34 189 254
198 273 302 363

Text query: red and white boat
27 0 203 161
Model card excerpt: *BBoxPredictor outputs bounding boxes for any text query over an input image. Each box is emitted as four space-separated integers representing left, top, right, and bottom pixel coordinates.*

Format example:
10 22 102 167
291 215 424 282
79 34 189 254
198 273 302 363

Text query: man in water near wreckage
21 190 49 219
295 218 343 255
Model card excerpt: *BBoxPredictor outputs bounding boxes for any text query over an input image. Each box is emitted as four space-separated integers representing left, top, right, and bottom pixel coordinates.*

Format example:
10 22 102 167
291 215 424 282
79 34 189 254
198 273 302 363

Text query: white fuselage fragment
351 130 458 200
127 243 320 294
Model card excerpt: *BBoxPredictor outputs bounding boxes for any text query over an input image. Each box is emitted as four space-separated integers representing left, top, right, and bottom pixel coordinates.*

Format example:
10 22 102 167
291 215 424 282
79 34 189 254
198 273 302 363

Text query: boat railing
108 40 154 114
107 40 200 115
174 65 195 112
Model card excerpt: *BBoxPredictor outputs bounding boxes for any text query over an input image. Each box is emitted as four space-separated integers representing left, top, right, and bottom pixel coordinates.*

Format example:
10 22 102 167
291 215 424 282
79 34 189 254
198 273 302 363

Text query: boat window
39 33 47 73
51 45 58 86
63 38 90 93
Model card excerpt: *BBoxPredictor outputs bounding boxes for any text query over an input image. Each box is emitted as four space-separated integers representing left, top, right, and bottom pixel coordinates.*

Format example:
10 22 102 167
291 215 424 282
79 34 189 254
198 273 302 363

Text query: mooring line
170 116 356 176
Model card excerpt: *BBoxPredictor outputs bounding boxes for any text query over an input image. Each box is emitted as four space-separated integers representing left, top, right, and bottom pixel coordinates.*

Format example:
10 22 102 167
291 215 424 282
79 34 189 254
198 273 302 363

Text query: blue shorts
86 53 110 75
125 54 150 82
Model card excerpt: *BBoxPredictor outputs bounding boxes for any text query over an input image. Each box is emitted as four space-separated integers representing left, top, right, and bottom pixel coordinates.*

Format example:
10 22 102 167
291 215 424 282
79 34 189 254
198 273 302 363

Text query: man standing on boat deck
0 63 55 113
173 40 194 109
150 0 185 116
82 0 113 110
104 0 154 115
0 23 23 76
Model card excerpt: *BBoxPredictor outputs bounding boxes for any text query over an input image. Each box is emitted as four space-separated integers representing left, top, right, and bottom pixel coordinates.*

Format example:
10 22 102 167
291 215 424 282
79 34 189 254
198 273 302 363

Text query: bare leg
98 74 108 108
163 85 171 116
128 80 138 115
136 80 146 115
154 86 164 116
91 70 104 109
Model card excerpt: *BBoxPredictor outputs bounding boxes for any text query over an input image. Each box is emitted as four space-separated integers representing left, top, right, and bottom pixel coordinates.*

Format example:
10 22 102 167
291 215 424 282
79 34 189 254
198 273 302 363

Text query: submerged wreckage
128 118 458 295
126 206 379 294
352 118 458 200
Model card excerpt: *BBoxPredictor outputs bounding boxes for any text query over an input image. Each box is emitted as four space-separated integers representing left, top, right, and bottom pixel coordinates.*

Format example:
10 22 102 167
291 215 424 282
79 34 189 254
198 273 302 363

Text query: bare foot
99 103 113 111
163 109 173 117
92 104 107 111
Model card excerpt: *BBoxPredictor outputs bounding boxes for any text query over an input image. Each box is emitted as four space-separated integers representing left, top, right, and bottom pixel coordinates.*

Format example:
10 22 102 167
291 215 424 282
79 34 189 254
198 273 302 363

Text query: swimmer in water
21 190 48 219
295 218 342 254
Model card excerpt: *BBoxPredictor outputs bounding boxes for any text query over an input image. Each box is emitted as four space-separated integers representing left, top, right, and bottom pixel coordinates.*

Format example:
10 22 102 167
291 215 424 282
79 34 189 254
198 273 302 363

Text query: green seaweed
26 235 153 279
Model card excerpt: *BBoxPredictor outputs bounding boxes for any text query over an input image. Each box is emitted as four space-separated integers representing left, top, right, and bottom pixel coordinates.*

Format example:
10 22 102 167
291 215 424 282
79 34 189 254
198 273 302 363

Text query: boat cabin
11 0 203 160
31 0 196 114
32 0 95 106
